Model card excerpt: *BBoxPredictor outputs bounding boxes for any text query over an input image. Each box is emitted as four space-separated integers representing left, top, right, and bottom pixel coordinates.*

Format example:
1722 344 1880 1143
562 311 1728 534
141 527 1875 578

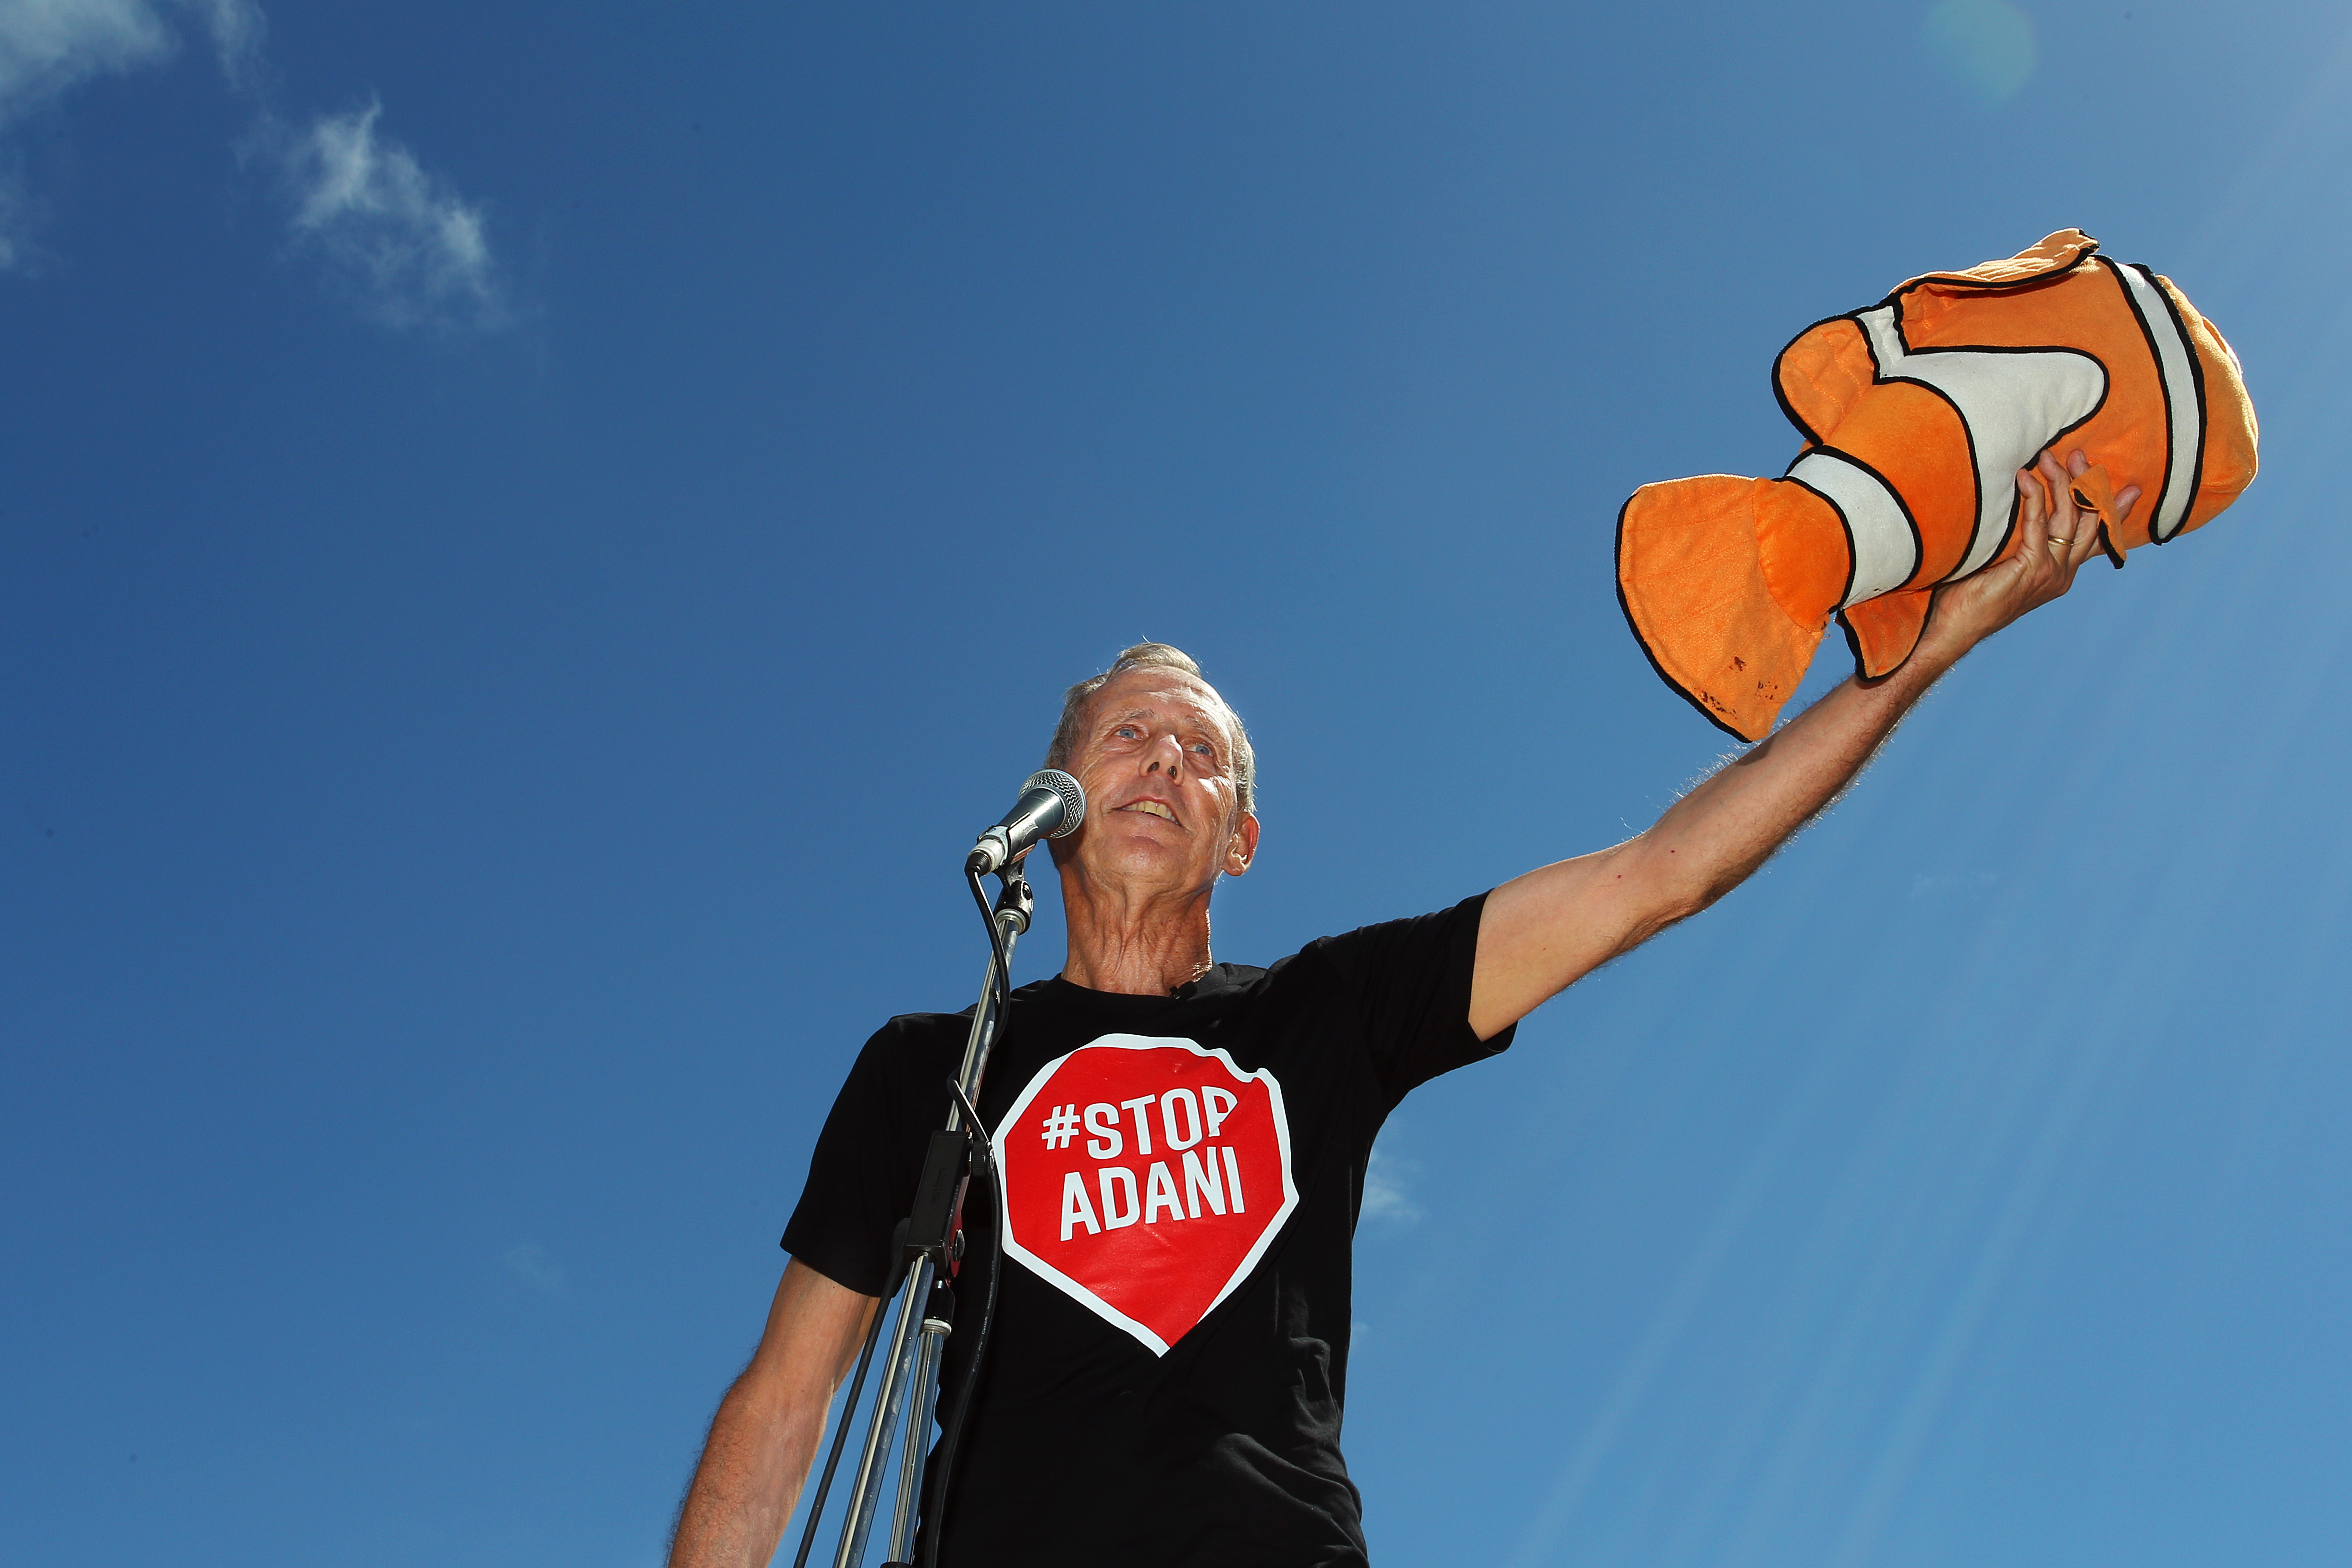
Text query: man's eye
1114 725 1140 739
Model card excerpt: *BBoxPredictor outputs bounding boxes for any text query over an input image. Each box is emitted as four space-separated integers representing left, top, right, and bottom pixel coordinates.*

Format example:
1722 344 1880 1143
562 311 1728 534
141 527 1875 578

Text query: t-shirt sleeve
779 1021 933 1298
1304 890 1515 1108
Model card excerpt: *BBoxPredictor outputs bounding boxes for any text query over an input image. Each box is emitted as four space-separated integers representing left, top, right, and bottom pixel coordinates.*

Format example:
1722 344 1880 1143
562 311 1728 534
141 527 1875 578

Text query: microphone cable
914 869 1017 1567
965 868 1014 1015
917 1078 1000 1568
796 867 1016 1568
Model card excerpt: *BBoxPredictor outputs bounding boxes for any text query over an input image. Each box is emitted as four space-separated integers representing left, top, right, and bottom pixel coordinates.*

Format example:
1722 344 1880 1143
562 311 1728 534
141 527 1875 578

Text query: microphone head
1023 769 1087 837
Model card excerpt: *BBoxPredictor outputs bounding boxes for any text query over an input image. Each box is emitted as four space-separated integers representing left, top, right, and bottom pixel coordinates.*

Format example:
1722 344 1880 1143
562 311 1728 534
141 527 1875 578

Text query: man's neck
1056 871 1215 996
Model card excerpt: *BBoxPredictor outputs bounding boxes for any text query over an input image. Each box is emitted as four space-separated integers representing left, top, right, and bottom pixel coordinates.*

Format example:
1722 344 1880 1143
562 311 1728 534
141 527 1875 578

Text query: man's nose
1140 733 1186 778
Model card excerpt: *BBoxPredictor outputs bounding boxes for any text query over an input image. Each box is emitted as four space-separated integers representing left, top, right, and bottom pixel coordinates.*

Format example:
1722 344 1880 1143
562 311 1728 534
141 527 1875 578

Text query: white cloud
278 98 501 329
0 2 502 329
0 0 258 118
0 159 29 270
0 0 175 122
187 0 261 87
1362 1143 1423 1225
0 0 263 266
503 1242 564 1295
0 0 173 267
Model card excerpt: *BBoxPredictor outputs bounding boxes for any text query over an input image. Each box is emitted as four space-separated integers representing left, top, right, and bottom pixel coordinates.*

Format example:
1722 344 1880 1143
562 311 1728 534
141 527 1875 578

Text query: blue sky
3 2 2347 1564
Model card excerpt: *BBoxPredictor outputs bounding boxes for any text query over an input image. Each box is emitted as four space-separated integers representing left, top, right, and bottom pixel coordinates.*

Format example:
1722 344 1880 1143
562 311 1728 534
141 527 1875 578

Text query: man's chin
1076 838 1200 884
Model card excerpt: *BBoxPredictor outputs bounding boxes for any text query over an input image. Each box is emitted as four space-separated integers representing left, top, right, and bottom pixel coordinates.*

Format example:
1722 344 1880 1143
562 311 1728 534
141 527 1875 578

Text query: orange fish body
1616 231 2258 741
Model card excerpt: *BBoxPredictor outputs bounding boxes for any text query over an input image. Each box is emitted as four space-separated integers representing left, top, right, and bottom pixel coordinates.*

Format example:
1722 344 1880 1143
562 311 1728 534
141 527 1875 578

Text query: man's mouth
1116 798 1182 827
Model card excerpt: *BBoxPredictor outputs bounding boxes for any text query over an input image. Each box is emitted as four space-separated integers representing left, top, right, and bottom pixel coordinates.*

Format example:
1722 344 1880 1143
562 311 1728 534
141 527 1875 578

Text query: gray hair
1045 642 1256 815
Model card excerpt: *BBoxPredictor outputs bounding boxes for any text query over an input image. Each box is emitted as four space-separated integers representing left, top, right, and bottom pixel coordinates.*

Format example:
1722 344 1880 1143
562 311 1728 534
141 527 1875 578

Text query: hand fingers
2036 449 2079 571
2034 448 2095 588
2068 513 2104 572
2017 466 2051 560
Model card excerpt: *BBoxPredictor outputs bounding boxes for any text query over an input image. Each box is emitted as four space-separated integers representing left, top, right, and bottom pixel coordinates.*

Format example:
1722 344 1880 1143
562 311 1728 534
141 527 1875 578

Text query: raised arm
1469 449 2137 1039
667 1258 879 1568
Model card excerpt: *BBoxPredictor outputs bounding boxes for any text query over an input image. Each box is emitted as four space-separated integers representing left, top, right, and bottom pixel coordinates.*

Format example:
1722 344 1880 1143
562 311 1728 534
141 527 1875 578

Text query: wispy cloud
0 0 262 122
0 0 261 266
1362 1143 1423 1225
503 1242 565 1296
274 98 502 330
1 0 502 331
187 0 261 87
0 0 176 124
0 0 182 263
0 157 31 270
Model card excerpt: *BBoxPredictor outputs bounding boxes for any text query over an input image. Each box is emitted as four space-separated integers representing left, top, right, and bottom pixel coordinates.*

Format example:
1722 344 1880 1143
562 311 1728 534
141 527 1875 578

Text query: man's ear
1224 811 1260 877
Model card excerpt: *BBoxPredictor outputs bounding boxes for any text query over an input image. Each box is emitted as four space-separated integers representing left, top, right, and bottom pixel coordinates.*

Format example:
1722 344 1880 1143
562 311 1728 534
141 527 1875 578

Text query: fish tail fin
1616 475 1836 742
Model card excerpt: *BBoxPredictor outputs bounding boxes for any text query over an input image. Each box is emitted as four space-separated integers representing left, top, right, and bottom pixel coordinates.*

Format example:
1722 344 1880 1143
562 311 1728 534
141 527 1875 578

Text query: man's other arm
667 1259 879 1568
1469 450 2136 1039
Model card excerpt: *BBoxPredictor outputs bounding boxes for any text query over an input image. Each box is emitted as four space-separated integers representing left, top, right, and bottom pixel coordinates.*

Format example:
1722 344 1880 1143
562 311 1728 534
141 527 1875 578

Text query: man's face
1056 667 1258 893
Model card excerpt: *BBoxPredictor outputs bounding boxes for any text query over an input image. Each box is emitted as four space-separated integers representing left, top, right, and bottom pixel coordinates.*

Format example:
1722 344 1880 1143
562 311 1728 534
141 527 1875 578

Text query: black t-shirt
782 894 1513 1568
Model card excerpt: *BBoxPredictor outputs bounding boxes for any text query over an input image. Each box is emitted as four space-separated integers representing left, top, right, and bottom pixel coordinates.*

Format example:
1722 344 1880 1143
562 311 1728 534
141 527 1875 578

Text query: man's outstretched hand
1914 447 2143 665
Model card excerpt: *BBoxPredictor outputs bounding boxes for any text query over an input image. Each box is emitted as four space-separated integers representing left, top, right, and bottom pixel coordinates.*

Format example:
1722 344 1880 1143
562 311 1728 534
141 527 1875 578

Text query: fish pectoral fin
1837 589 1933 680
2067 462 2132 566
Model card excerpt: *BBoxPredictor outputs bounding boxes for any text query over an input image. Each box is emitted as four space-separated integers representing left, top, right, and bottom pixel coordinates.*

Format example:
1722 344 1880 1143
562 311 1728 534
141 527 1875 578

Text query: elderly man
668 453 2134 1568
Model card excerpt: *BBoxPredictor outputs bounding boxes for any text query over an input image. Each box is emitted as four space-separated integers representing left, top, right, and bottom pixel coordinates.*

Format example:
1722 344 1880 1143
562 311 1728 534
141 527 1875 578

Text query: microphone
967 770 1087 875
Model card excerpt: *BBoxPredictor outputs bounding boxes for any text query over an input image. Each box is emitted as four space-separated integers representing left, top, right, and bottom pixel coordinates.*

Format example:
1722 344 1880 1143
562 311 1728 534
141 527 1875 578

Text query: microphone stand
821 855 1032 1568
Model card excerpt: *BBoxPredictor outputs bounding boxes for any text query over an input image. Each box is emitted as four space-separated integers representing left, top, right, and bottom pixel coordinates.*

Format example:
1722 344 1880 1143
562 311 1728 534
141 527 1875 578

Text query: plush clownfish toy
1616 230 2259 742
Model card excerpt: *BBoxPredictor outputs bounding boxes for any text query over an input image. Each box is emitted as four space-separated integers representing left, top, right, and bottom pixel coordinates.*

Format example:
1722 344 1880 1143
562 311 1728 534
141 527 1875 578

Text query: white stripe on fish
2107 262 2204 541
1788 449 1917 608
1855 304 2108 578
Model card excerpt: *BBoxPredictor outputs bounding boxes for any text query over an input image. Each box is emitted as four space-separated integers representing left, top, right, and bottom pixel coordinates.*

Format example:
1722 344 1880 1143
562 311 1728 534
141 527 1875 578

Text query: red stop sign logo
994 1035 1298 1355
